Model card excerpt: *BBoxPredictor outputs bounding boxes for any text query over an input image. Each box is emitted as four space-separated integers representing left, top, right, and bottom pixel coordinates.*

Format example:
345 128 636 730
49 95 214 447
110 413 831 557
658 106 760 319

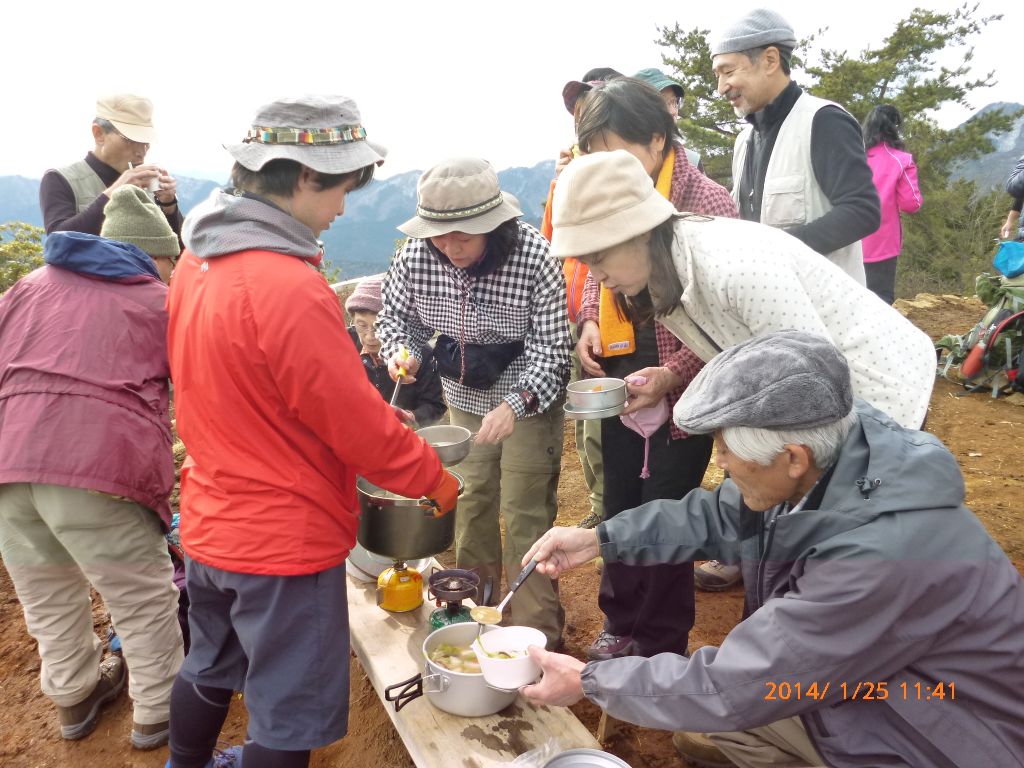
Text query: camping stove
427 569 480 630
376 560 424 613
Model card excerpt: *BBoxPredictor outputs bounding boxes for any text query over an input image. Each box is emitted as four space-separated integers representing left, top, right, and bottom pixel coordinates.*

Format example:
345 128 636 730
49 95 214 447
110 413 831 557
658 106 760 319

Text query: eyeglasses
662 94 684 112
113 129 150 150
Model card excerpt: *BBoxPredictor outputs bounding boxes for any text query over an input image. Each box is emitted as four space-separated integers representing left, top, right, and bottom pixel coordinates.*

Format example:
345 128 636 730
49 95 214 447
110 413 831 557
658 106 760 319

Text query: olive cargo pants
448 403 565 648
0 483 183 724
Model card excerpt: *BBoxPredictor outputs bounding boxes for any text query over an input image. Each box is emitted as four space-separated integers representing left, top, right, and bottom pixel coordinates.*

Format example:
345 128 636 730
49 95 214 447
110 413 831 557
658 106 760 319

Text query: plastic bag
501 738 561 766
618 375 670 479
994 240 1024 278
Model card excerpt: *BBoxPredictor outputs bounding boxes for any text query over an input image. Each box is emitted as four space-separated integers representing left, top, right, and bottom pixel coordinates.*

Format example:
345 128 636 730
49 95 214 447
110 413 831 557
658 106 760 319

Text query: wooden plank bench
347 562 601 767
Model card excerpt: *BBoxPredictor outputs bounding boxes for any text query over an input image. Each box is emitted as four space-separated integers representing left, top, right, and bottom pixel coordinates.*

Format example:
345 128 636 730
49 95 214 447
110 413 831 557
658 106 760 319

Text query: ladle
389 345 410 406
470 558 539 641
389 376 404 406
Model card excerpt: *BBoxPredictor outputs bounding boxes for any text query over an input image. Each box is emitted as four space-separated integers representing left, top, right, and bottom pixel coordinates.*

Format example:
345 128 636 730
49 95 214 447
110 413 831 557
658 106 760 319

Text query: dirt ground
1 294 1022 768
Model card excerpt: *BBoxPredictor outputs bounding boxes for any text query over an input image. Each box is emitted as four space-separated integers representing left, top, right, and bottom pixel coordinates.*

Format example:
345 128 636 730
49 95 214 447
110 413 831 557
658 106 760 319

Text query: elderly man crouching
521 331 1024 768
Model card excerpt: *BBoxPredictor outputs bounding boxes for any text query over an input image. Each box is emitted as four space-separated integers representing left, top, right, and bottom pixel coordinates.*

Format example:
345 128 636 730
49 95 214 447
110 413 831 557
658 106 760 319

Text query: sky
2 0 1017 182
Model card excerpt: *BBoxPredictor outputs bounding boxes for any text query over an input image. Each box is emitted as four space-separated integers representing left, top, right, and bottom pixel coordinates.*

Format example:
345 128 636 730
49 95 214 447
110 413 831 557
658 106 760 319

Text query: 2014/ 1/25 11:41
764 680 956 701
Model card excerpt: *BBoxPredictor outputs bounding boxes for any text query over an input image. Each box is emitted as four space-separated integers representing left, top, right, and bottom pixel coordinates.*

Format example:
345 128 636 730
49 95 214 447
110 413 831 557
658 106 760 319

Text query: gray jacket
582 401 1024 767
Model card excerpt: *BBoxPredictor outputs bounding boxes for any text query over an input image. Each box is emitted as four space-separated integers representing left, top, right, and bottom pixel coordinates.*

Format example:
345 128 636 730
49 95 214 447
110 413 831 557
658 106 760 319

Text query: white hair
720 411 858 469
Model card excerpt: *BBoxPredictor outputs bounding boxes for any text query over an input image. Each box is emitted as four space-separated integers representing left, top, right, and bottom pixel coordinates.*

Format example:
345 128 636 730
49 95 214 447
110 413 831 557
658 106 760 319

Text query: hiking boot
131 719 170 750
587 630 634 661
213 746 244 768
164 744 243 768
577 511 602 529
57 655 126 740
694 561 742 592
671 731 736 768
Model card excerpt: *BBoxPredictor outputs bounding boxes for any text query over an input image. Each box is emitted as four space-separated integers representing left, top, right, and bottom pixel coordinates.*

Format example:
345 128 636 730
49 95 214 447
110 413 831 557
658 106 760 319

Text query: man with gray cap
518 331 1024 768
40 93 183 238
711 9 879 284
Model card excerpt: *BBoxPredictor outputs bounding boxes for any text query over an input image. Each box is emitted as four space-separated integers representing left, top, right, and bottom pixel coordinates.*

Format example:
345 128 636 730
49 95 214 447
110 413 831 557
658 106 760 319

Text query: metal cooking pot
384 623 518 717
355 473 463 562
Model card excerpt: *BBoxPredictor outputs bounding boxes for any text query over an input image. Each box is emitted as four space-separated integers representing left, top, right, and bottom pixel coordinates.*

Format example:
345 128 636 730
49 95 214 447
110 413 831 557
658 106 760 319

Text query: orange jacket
541 178 588 324
167 249 444 576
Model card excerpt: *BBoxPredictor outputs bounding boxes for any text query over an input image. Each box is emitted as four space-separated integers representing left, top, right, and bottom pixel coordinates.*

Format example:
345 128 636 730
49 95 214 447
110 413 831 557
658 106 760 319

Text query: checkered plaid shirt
578 146 739 438
377 222 571 419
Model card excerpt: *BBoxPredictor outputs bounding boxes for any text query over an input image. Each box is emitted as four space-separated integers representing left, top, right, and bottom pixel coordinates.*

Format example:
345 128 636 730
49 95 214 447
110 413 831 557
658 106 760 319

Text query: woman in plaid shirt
569 78 739 664
377 158 571 648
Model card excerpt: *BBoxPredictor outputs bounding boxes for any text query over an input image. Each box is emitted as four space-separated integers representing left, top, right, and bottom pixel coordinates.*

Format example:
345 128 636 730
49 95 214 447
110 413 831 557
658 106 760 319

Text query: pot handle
384 673 423 712
421 672 449 694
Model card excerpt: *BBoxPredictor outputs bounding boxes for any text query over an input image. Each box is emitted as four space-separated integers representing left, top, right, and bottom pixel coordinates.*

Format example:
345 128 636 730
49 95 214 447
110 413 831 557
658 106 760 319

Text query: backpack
936 273 1024 397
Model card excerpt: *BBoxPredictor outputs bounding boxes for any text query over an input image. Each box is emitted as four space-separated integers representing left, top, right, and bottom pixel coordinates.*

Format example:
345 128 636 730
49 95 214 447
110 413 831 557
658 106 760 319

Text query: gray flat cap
673 331 853 434
711 8 797 57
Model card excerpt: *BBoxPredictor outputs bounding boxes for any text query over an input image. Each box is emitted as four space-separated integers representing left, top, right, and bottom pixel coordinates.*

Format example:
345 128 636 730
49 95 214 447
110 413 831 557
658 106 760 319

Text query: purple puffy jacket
0 232 174 527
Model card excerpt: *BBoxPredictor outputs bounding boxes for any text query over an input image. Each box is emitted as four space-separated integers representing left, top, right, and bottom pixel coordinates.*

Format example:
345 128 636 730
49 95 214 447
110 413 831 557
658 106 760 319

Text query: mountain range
951 102 1024 190
3 102 1022 280
0 163 555 280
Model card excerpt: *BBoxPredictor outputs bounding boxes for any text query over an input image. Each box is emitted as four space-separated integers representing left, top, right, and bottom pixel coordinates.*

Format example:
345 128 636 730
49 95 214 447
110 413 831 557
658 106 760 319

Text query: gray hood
182 188 321 261
758 400 966 562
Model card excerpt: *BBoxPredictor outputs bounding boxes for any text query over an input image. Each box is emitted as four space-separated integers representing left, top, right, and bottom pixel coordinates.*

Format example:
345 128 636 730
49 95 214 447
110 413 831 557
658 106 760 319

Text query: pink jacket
0 233 174 527
862 144 922 263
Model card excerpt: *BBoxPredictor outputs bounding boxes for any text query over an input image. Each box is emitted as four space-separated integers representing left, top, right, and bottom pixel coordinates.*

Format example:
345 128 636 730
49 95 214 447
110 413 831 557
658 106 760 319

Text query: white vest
732 92 866 285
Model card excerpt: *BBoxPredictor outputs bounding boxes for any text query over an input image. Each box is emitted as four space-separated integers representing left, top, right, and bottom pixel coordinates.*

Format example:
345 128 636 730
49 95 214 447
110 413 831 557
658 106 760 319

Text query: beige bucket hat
549 150 676 259
398 157 523 239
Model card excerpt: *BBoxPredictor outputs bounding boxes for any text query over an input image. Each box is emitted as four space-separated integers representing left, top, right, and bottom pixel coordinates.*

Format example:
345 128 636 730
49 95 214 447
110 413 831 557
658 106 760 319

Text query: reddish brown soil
1 294 1021 768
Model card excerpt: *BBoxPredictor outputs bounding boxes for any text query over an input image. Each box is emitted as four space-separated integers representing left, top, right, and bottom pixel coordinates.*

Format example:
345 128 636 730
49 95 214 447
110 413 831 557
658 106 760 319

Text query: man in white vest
693 8 882 600
39 94 183 238
711 8 878 284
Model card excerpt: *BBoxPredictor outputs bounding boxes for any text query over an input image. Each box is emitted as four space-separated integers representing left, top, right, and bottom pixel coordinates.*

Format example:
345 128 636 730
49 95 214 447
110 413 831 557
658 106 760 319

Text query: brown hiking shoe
671 731 736 768
694 561 742 592
587 630 634 661
577 511 602 529
131 719 170 750
57 655 126 740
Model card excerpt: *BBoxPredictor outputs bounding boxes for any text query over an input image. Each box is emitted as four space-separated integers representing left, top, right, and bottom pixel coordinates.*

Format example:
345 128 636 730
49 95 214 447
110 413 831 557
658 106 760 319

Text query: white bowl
471 625 545 690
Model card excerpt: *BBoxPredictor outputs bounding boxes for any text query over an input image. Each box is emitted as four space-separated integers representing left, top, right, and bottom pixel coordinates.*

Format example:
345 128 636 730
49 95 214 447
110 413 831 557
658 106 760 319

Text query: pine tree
0 222 44 294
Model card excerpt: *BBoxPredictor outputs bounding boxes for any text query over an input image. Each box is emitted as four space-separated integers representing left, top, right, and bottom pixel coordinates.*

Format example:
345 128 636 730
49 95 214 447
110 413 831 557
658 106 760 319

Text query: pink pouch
619 375 670 479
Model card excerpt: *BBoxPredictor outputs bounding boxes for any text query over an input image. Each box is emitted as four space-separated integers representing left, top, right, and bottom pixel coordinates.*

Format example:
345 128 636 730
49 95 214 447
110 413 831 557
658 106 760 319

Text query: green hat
100 186 180 258
633 68 684 98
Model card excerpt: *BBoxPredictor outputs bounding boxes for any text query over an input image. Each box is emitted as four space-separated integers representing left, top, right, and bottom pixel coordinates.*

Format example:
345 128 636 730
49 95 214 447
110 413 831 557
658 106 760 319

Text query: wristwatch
518 389 539 414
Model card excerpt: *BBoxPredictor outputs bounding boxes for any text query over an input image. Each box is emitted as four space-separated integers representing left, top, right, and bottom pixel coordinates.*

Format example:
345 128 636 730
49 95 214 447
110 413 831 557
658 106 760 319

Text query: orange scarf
597 148 676 357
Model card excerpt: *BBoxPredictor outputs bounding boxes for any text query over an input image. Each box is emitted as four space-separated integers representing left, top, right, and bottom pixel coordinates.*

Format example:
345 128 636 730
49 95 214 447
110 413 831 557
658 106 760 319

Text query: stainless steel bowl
415 425 473 467
355 472 463 561
544 748 633 767
566 377 627 410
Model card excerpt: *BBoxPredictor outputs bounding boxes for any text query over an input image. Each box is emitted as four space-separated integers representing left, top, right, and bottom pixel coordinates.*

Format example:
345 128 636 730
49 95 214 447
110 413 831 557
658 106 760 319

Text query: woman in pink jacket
861 105 923 304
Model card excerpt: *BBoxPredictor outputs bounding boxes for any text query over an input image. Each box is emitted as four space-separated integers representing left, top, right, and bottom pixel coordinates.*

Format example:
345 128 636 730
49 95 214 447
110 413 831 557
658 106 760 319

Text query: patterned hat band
417 193 504 222
243 124 368 145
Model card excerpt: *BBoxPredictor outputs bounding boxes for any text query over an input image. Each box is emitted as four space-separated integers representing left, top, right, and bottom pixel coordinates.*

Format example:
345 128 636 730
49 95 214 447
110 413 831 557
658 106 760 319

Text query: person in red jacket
164 95 458 768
